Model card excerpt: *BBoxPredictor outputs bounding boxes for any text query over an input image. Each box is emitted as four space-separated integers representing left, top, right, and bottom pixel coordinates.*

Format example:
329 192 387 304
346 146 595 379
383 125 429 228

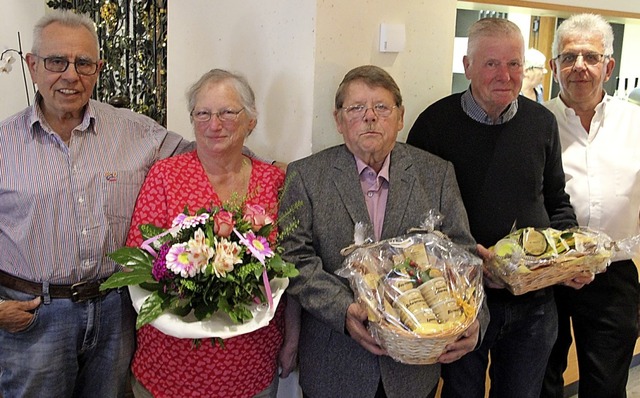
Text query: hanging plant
46 0 168 125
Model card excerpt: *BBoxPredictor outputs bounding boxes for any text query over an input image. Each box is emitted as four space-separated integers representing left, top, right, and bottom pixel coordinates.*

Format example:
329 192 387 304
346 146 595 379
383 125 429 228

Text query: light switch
379 23 405 53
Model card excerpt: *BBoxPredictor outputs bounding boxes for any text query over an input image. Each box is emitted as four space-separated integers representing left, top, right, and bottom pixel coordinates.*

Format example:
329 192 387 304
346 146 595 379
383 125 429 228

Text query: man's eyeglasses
340 103 397 121
191 108 245 123
36 55 100 76
555 52 607 67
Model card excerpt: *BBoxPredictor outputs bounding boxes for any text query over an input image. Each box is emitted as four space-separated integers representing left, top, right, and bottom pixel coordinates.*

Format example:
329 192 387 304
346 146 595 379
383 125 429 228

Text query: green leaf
136 292 167 329
205 222 215 244
212 337 225 349
139 224 166 242
100 268 152 290
139 281 161 291
107 247 153 269
257 223 274 237
230 304 253 323
268 254 299 278
217 296 231 315
171 303 192 318
194 302 216 320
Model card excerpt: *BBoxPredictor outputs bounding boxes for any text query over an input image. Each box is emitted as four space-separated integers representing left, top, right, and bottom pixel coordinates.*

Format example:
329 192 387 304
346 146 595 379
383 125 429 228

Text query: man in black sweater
407 18 589 398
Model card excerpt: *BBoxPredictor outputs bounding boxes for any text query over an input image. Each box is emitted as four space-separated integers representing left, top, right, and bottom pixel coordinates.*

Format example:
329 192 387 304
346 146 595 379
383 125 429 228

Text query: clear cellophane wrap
336 214 484 364
487 227 618 295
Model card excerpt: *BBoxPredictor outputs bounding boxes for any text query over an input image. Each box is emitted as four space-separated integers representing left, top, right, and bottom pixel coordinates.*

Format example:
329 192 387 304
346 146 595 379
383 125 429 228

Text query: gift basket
336 214 484 365
487 227 614 295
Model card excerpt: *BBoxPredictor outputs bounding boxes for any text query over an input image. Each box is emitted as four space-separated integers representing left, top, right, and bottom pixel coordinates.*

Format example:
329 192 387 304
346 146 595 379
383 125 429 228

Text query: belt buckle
71 281 89 302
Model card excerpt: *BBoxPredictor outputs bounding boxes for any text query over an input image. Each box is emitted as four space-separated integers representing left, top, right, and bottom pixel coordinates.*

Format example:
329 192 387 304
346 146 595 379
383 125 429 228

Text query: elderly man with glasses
0 9 192 397
280 65 488 398
541 13 640 398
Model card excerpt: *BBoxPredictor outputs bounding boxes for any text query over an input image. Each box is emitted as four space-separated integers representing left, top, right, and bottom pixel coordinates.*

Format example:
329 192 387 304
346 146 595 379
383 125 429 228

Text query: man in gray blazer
280 65 489 398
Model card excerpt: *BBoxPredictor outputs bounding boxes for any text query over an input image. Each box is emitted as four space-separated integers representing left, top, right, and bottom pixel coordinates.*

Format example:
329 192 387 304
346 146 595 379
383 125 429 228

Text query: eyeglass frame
33 54 100 76
190 108 245 123
339 103 398 121
554 52 609 68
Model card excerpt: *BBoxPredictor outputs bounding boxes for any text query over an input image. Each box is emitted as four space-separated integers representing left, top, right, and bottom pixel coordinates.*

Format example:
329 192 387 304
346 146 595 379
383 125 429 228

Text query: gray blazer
280 143 487 398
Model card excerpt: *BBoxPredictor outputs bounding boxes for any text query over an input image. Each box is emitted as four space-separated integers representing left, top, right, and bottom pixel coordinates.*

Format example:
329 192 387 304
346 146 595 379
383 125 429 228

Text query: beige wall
311 1 457 152
167 0 458 161
2 0 640 162
166 0 316 163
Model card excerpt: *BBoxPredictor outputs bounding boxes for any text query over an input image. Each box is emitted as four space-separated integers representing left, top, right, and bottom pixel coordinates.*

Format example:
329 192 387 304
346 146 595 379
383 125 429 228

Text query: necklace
205 156 251 202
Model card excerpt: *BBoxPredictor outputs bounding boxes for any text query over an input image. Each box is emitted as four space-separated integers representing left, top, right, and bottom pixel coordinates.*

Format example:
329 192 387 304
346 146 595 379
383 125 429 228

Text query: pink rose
243 204 274 232
213 210 235 238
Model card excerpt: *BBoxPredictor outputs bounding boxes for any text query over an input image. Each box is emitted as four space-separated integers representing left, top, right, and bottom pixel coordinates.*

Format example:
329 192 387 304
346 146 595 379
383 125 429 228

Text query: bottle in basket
431 298 464 323
393 288 438 331
418 276 450 306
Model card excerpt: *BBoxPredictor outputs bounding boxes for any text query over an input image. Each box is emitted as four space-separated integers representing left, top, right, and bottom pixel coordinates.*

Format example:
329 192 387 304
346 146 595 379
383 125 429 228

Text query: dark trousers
441 288 557 398
541 260 640 398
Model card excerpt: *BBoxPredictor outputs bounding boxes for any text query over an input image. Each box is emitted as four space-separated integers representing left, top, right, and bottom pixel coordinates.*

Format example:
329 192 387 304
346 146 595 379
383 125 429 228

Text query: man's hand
561 271 595 289
345 302 387 356
438 319 480 363
0 297 41 333
477 244 506 289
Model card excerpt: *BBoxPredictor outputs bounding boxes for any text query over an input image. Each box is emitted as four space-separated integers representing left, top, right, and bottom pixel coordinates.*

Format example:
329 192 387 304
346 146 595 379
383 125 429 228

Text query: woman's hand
278 341 298 378
279 297 301 378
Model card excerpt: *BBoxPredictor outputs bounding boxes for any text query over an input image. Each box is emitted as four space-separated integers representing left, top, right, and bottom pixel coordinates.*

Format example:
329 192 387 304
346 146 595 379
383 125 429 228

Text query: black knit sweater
407 93 577 248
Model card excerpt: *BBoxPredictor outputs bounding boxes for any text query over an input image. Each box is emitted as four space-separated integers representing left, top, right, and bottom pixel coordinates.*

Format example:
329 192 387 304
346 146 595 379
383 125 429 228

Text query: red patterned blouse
127 151 286 398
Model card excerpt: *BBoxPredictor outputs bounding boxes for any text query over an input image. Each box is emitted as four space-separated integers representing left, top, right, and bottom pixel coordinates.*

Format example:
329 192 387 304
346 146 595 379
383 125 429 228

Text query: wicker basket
491 253 610 295
369 314 475 365
337 226 484 365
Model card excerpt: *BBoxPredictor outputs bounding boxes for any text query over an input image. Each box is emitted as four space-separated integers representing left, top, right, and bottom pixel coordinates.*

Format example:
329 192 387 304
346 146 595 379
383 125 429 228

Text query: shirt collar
461 88 519 125
557 90 610 118
355 153 391 182
29 92 95 137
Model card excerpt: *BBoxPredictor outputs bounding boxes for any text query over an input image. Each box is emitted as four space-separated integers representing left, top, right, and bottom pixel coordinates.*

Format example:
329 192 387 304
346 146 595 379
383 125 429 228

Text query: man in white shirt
541 13 640 398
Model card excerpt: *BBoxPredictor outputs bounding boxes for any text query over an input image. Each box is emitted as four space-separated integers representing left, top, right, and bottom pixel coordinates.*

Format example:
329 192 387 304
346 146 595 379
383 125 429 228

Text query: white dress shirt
545 95 640 258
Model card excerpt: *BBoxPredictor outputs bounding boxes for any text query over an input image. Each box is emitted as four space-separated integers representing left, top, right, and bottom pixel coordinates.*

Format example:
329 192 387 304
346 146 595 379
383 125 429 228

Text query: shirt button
82 229 87 235
367 192 374 197
78 197 84 203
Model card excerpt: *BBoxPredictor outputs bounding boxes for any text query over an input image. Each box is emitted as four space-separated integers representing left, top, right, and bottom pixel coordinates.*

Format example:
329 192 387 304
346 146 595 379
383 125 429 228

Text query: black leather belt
0 269 111 302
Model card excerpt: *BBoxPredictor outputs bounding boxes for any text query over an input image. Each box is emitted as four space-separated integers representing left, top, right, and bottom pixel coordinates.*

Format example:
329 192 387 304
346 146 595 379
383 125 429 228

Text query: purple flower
171 212 210 230
152 243 173 281
233 229 274 265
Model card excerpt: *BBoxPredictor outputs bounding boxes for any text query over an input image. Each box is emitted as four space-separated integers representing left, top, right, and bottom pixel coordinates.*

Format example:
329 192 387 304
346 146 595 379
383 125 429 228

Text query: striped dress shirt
0 95 191 284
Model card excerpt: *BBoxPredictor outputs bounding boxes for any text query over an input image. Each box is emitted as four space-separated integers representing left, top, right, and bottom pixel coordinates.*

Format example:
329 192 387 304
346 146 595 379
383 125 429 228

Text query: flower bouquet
100 201 299 339
487 227 613 295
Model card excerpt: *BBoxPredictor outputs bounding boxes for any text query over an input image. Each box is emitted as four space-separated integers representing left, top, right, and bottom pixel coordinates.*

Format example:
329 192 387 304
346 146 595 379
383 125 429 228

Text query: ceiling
457 1 640 25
